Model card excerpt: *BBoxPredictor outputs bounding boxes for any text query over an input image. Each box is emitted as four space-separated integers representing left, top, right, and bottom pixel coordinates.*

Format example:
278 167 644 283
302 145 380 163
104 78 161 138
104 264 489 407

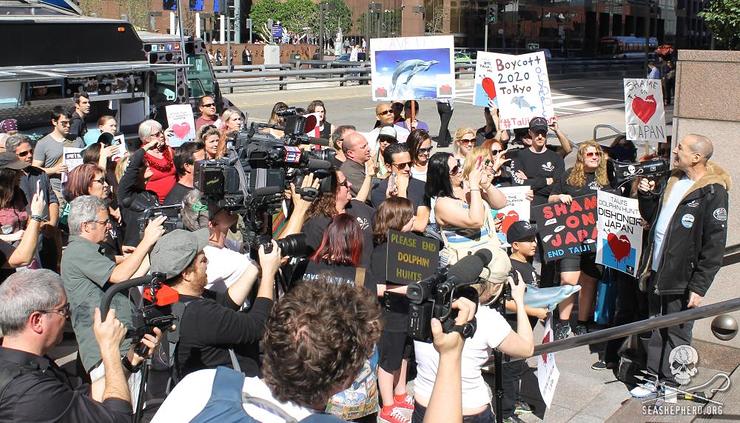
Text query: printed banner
595 191 643 277
370 35 455 101
165 104 196 147
472 51 500 108
492 186 531 247
62 147 84 173
386 230 439 285
624 78 665 147
537 316 560 408
490 51 555 129
533 194 598 263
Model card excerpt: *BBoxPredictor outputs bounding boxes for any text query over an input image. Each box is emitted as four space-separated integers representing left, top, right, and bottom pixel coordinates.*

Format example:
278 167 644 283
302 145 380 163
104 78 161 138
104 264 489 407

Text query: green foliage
321 0 353 36
250 0 353 39
280 0 317 34
249 0 283 33
698 0 740 50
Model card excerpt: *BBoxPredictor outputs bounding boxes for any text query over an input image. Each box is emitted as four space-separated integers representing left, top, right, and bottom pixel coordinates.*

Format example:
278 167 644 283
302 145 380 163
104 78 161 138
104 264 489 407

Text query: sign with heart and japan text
595 190 643 277
492 186 531 247
624 78 665 147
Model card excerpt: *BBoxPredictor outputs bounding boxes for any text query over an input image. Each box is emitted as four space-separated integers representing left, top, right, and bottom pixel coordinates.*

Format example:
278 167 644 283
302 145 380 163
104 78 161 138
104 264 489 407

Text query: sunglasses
584 151 602 158
491 149 502 154
92 177 106 185
418 147 433 155
449 161 462 176
202 103 216 108
17 150 32 157
459 138 475 145
394 161 412 169
378 109 393 116
337 179 350 188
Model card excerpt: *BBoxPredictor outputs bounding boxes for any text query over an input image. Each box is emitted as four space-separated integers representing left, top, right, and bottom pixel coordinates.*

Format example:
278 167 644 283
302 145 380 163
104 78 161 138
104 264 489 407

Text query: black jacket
637 162 730 297
118 148 160 246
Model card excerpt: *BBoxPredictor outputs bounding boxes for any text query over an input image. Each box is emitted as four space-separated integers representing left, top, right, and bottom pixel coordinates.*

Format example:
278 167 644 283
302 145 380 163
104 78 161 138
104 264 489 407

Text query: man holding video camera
0 269 160 422
149 229 281 379
632 134 730 398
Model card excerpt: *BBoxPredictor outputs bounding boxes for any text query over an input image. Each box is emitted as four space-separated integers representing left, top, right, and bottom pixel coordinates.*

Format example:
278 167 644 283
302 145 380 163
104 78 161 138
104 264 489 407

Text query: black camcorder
608 158 670 187
138 204 184 238
407 250 493 343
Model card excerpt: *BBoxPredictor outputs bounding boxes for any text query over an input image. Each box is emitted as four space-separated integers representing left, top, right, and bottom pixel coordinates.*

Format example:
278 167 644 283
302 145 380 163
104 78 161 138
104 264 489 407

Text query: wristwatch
121 355 142 373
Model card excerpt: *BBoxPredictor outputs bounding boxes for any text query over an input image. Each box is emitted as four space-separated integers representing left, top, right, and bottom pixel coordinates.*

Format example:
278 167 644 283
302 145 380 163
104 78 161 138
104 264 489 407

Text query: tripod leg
134 359 151 423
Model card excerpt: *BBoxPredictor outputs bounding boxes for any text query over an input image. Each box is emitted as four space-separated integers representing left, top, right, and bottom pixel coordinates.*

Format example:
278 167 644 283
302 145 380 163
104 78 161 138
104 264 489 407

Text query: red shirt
144 148 176 203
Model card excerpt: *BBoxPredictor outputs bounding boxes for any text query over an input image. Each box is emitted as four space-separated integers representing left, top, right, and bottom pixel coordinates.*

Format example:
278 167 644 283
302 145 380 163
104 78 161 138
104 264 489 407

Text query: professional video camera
137 204 183 238
407 250 493 343
608 158 670 187
193 107 334 257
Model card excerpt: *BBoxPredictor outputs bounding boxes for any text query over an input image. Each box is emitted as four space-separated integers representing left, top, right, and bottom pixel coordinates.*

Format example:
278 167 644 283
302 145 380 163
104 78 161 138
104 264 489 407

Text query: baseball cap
528 117 549 133
150 229 210 280
0 119 18 133
0 152 30 170
507 221 539 244
377 125 397 141
97 132 114 145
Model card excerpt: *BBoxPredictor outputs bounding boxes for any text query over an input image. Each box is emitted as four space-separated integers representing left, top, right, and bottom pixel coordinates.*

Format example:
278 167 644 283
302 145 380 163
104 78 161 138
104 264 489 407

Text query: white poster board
624 78 665 147
490 51 555 129
370 35 455 101
62 147 84 173
537 316 560 408
492 186 531 247
472 51 500 108
165 104 196 147
595 190 643 277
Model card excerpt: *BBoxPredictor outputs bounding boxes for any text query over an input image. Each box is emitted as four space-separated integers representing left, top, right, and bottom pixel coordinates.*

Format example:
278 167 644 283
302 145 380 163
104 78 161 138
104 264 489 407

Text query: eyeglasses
92 177 106 185
418 147 433 155
152 131 165 138
584 151 602 158
337 179 350 188
57 121 71 127
87 218 110 226
202 103 216 108
38 302 71 320
459 138 475 145
394 161 412 169
377 109 393 116
449 161 462 176
491 149 502 154
16 150 32 157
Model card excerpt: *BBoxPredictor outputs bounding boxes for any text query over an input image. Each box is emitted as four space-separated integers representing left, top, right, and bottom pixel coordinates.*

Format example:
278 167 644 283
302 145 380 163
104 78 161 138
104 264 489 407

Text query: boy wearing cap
149 229 282 380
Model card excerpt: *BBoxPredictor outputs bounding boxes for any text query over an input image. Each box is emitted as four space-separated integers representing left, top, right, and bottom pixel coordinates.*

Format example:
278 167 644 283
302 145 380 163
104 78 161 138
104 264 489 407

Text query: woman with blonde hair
201 126 223 159
547 140 610 340
219 107 244 136
452 127 476 162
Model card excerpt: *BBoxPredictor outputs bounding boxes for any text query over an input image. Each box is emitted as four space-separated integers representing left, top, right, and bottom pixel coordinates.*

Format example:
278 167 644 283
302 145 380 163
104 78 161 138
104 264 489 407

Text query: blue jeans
412 401 495 423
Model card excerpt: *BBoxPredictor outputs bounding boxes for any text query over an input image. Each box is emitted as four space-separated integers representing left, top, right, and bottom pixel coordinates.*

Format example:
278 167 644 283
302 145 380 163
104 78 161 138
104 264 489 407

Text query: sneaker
514 400 533 415
591 360 617 370
630 381 658 399
379 406 411 423
503 416 525 423
572 323 588 336
393 394 414 411
554 322 571 340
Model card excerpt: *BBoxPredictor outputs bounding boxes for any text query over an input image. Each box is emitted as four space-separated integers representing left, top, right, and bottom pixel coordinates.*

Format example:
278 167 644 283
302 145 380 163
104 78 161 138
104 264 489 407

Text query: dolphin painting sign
489 51 555 130
624 78 665 147
370 35 455 101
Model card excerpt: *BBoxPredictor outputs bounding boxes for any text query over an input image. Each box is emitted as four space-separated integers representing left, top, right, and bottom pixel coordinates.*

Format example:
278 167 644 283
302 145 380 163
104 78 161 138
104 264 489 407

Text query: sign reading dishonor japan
386 230 439 285
624 78 666 147
595 190 643 277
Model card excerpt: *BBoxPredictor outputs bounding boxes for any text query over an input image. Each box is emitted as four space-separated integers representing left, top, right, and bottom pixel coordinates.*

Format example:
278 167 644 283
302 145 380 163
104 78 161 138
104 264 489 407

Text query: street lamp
319 2 334 61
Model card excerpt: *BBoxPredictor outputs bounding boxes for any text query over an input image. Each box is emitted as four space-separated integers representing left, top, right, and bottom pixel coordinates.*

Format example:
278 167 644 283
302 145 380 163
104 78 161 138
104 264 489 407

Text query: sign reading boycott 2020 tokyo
624 78 665 147
386 230 439 285
533 194 598 263
490 51 555 130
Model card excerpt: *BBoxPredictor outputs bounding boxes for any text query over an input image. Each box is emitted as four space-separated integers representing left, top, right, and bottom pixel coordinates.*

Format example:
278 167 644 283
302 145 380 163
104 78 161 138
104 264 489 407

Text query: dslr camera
138 204 183 237
608 158 670 187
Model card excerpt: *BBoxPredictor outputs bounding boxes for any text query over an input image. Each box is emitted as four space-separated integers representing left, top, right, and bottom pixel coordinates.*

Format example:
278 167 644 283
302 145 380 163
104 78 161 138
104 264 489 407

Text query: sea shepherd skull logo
669 345 699 385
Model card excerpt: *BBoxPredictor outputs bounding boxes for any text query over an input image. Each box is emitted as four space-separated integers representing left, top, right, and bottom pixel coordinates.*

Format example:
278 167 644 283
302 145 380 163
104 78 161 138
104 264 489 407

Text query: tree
425 4 447 34
249 0 283 32
699 0 740 50
321 0 353 36
280 0 317 34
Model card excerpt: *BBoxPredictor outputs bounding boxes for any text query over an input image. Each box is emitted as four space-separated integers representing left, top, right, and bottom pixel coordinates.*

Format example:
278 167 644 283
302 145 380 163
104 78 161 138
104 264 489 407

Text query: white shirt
652 177 694 271
414 305 512 409
152 370 312 423
203 240 255 292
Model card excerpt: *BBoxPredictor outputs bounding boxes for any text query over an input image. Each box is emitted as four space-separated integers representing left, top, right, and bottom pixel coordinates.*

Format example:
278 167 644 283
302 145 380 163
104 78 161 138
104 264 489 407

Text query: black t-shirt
370 177 428 212
164 182 192 206
550 168 606 198
302 261 377 295
510 257 539 288
511 148 565 206
302 199 375 266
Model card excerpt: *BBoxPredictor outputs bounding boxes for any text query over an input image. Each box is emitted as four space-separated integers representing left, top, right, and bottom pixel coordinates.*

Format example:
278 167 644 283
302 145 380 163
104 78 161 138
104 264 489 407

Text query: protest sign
62 147 84 173
111 134 126 160
370 35 455 101
472 51 499 108
165 104 196 147
489 51 554 129
595 190 643 277
537 316 560 408
624 78 665 147
533 193 598 263
492 186 531 247
386 230 439 285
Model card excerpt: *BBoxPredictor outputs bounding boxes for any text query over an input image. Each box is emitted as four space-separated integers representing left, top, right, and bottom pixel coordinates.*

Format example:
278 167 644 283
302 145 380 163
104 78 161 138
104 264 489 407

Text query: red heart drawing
482 77 496 100
631 95 657 124
375 87 388 98
607 233 631 262
172 122 191 139
501 210 519 234
439 84 452 95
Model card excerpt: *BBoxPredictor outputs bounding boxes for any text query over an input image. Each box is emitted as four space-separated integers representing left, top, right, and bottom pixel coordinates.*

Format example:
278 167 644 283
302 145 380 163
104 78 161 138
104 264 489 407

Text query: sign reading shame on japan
386 230 439 285
533 194 598 263
624 78 665 147
491 51 555 130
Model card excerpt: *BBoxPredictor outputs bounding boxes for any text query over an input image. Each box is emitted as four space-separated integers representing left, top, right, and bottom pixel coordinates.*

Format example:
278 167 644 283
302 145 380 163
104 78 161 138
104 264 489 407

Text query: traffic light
486 5 497 24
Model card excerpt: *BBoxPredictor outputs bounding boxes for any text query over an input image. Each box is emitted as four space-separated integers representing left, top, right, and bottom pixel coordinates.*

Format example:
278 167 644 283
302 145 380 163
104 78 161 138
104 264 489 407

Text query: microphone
304 136 331 147
448 249 491 286
306 159 332 170
252 186 282 197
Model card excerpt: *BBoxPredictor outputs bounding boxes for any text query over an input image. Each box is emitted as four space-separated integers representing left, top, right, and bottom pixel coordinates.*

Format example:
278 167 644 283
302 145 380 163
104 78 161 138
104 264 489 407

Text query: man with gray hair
0 269 138 422
61 195 165 399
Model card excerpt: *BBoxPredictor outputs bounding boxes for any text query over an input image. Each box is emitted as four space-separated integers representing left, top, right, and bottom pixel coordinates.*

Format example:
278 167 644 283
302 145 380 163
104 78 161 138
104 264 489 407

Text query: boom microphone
306 159 332 170
305 136 331 147
448 249 491 286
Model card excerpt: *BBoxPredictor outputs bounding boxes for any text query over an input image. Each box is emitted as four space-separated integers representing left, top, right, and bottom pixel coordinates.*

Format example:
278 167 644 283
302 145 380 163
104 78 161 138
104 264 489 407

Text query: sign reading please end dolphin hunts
624 78 665 147
491 51 555 130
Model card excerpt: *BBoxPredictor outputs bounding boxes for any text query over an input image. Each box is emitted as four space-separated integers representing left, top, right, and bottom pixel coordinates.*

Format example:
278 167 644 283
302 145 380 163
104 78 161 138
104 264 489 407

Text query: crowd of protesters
0 84 726 423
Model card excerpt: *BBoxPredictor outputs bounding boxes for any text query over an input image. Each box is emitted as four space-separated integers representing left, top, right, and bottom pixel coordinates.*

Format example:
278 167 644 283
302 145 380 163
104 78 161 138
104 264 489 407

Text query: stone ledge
678 50 740 63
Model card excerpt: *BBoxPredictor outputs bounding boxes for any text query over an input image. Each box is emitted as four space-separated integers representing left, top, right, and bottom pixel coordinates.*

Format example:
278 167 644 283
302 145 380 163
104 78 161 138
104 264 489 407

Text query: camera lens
308 149 336 163
276 233 308 257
